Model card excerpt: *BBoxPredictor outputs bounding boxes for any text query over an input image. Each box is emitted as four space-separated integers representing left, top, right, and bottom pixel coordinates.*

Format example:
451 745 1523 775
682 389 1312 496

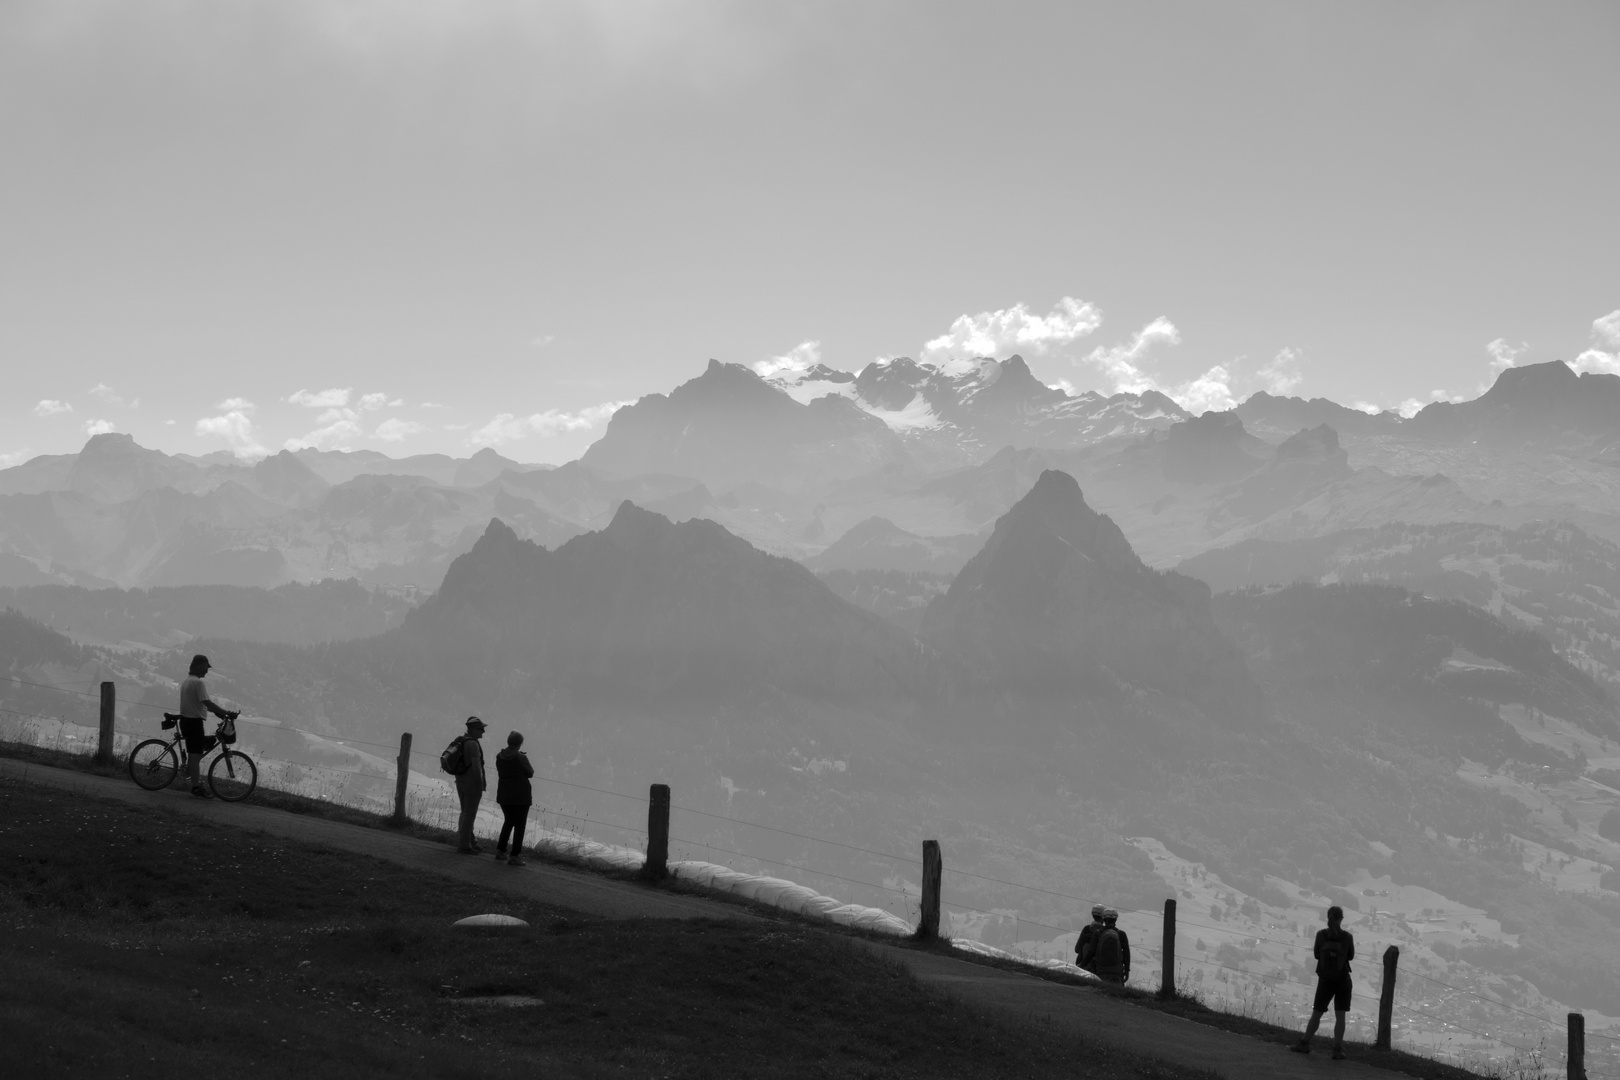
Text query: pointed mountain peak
999 354 1033 379
481 517 520 543
1025 468 1081 500
606 499 675 548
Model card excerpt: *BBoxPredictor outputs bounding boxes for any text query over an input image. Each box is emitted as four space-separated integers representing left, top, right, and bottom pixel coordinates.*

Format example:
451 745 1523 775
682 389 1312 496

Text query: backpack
1095 927 1123 974
440 735 469 775
1319 929 1350 981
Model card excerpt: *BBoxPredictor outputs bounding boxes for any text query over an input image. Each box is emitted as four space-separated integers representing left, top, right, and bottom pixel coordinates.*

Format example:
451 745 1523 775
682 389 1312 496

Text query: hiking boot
191 785 213 799
1290 1041 1311 1054
1331 1046 1346 1060
508 855 526 867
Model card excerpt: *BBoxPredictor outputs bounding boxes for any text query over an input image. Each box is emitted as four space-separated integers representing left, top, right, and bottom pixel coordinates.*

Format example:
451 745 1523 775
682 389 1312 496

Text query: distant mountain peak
923 467 1260 717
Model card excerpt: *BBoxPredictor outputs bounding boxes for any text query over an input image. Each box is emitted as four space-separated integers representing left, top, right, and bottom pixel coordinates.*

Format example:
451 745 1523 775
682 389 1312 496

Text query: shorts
179 716 216 756
1313 975 1352 1013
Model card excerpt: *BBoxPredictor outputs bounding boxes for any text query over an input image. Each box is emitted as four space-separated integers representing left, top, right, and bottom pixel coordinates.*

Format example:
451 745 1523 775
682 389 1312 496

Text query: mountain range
7 357 1618 593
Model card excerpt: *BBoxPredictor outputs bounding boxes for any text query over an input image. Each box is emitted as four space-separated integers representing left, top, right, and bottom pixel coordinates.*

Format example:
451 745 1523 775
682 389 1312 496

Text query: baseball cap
465 716 487 731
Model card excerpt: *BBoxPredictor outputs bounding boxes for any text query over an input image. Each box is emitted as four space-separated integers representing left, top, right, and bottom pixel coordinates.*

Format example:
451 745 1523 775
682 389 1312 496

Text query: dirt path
3 759 1410 1080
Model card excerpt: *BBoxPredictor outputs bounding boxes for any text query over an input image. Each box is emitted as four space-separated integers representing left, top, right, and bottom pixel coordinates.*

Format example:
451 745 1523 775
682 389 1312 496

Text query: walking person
176 654 238 799
1075 904 1105 973
1292 905 1355 1060
1094 908 1131 985
494 730 534 866
453 717 488 854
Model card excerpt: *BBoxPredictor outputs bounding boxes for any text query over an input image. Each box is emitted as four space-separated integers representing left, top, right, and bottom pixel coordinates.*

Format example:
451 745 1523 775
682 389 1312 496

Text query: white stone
452 914 529 928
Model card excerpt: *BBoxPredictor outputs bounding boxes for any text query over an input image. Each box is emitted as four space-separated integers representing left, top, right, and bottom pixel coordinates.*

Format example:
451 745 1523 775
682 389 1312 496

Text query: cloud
1081 317 1181 392
420 402 448 410
0 450 29 469
88 382 139 408
1076 317 1251 414
33 399 73 417
923 297 1103 361
1176 365 1239 413
196 400 267 460
1485 338 1528 374
285 389 399 448
753 340 822 378
1570 309 1620 376
285 417 364 451
1257 348 1304 396
531 334 556 349
82 418 116 436
287 387 352 409
373 417 429 442
469 400 632 446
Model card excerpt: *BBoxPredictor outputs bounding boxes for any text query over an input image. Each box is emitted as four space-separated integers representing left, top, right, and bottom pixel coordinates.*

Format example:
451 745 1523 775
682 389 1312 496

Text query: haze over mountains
6 356 1618 592
6 354 1620 1047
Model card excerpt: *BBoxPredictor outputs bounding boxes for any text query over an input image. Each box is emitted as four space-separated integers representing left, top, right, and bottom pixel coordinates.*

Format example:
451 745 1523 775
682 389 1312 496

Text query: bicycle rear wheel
128 739 180 791
208 750 258 802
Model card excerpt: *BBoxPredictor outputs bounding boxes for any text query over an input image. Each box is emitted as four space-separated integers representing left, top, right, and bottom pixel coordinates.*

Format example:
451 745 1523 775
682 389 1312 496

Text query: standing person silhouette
177 654 237 799
1293 905 1355 1059
454 717 488 853
1076 904 1105 973
494 730 534 866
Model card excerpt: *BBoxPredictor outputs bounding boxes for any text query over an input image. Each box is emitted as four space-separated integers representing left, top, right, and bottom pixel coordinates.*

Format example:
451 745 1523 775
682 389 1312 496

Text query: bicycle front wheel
208 750 258 802
128 739 180 791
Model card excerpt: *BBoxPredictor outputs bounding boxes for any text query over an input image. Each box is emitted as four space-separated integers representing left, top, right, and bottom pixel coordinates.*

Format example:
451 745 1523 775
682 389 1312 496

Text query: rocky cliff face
921 470 1262 722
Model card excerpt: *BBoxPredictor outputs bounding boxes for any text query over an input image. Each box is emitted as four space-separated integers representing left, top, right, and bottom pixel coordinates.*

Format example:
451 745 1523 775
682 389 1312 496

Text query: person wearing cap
177 654 238 799
455 717 488 853
1075 904 1106 973
1094 908 1131 985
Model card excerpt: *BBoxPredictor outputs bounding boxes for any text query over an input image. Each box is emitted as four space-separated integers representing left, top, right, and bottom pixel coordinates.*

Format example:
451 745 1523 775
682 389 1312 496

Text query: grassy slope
0 773 1220 1080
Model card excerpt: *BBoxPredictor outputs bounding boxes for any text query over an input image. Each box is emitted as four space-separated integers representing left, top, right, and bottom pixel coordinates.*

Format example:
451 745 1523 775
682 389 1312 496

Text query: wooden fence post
1159 897 1177 997
95 681 115 764
918 840 942 941
1376 945 1400 1050
392 732 412 825
1568 1012 1586 1080
643 783 670 880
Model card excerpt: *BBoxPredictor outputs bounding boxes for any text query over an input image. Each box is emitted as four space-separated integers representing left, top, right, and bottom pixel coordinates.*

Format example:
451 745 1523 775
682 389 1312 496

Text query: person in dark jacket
494 730 535 866
1094 908 1131 984
1075 904 1105 972
1292 905 1355 1059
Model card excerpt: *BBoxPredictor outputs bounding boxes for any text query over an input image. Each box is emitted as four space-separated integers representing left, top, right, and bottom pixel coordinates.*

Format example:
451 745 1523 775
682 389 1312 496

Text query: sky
2 0 1617 467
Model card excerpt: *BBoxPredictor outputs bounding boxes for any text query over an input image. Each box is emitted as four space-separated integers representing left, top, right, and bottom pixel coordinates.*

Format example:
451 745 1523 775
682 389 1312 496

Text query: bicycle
127 713 258 802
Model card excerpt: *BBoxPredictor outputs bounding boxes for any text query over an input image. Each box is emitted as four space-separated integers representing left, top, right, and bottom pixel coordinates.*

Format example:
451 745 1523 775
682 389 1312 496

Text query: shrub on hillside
1600 808 1620 844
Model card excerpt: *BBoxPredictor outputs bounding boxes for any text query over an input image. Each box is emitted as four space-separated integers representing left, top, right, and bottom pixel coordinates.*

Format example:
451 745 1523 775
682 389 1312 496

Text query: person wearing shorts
1293 905 1355 1059
178 654 238 799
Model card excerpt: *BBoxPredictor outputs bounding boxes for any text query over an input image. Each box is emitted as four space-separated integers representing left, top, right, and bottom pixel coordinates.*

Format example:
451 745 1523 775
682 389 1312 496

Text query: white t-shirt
179 675 212 719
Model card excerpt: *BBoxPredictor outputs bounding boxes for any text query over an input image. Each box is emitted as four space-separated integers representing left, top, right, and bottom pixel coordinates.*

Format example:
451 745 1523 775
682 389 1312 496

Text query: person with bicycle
179 654 238 799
